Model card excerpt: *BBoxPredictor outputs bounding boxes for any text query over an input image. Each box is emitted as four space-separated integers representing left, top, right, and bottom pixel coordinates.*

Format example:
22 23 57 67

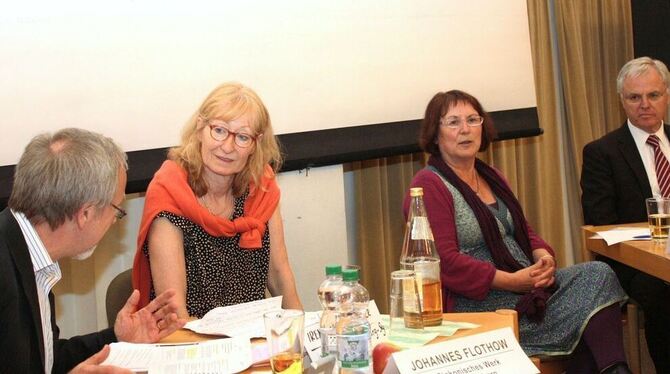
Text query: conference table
160 309 522 373
581 223 670 282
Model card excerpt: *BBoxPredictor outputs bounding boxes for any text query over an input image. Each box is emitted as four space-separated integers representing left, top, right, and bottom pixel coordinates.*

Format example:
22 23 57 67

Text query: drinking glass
343 264 361 272
264 309 304 374
389 270 423 336
646 197 670 241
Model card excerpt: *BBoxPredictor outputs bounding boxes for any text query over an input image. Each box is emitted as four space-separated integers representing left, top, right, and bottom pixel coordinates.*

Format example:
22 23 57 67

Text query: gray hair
617 56 670 94
8 128 128 229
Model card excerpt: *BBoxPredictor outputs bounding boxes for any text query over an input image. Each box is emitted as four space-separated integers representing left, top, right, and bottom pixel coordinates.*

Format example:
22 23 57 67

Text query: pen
633 235 651 239
155 342 199 347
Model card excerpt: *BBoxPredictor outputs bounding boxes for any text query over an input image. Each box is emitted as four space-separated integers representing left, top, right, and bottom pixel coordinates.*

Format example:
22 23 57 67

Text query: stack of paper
184 296 283 337
594 227 651 245
102 337 252 373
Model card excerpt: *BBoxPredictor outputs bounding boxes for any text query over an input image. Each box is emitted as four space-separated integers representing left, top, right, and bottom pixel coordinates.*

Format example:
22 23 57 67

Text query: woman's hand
493 256 555 293
510 262 544 292
493 261 541 293
530 255 556 289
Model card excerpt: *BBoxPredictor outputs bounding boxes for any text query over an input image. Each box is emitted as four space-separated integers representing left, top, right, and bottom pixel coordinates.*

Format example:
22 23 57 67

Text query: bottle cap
410 187 424 197
325 264 342 276
342 268 359 282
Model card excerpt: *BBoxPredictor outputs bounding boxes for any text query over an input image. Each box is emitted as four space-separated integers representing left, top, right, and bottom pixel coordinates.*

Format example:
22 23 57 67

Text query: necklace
472 169 481 195
445 160 480 195
199 194 231 217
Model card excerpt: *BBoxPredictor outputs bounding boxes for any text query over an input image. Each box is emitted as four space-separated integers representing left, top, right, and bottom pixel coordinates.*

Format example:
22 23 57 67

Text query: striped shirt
11 210 61 374
628 120 670 198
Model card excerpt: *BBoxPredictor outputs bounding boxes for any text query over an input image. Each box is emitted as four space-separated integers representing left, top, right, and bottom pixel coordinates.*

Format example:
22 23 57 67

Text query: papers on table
593 227 651 246
103 296 287 373
102 337 252 374
184 296 283 337
377 315 479 350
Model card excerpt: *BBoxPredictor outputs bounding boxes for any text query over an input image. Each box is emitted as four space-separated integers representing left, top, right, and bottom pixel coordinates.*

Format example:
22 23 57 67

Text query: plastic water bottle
400 187 443 327
349 269 370 318
335 269 371 373
318 264 343 357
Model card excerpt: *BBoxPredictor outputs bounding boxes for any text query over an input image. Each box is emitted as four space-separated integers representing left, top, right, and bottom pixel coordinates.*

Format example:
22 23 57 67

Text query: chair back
105 268 133 327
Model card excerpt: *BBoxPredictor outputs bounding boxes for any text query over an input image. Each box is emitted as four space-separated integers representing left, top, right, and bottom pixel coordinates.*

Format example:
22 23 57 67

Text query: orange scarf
131 160 280 308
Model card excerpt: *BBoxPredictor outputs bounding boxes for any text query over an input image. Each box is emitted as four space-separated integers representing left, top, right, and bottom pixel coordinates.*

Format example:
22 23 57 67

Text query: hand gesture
114 289 186 343
68 345 131 373
529 255 556 289
510 261 544 293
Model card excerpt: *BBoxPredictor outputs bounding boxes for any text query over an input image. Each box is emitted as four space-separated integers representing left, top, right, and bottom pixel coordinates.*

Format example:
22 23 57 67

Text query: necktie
647 135 670 197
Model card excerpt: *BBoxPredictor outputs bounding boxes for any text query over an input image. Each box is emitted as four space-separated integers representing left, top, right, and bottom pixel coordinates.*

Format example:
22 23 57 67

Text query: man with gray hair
0 128 185 373
581 56 670 372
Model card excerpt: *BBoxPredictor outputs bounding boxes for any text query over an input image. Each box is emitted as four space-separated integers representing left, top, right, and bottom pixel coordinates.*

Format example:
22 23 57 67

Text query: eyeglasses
205 120 257 148
623 91 666 104
110 203 127 220
441 115 484 129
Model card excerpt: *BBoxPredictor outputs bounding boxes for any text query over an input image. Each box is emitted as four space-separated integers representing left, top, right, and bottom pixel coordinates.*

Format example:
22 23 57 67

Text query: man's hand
68 345 131 373
114 289 186 343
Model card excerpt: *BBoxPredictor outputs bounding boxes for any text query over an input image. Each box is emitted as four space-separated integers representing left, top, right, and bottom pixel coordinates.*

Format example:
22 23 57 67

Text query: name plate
304 312 324 363
384 327 538 374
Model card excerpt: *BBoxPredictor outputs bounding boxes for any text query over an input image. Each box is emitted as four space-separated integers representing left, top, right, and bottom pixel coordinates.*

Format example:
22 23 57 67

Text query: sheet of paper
367 300 388 347
595 227 650 246
303 310 324 363
185 296 282 337
377 315 478 349
102 337 251 373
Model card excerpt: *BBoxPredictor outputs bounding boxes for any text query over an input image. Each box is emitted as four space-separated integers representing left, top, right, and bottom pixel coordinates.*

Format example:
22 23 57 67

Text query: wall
1 0 536 166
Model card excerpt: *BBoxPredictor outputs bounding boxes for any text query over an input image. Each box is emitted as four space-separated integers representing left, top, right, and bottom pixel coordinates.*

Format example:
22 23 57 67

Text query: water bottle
348 269 370 318
335 269 371 373
400 187 443 327
318 264 343 357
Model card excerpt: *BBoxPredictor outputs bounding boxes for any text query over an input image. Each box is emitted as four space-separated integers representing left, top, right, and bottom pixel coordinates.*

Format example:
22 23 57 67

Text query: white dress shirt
11 210 61 374
627 120 670 198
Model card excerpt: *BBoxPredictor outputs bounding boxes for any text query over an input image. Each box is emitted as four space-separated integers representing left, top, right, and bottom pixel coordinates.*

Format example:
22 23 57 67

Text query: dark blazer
0 208 116 374
581 123 670 225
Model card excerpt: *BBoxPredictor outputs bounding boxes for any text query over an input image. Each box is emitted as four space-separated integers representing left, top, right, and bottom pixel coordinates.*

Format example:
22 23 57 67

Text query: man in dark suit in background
0 128 184 373
581 56 670 373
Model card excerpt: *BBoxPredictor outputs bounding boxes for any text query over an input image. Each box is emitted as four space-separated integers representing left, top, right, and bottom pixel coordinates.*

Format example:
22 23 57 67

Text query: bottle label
401 277 421 314
319 327 337 357
411 217 434 241
337 333 370 368
413 260 439 278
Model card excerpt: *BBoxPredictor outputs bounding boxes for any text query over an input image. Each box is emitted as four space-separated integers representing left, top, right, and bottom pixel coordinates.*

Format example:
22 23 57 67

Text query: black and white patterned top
143 191 271 318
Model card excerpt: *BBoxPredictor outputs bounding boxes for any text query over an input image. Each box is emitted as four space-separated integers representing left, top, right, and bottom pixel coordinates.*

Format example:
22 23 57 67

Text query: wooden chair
105 268 133 327
531 355 570 374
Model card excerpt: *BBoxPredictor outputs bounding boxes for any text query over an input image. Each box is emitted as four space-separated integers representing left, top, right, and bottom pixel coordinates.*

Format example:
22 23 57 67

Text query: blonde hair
169 82 283 197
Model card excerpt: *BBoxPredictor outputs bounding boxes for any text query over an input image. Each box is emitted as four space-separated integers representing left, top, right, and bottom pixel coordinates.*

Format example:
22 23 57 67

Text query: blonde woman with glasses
132 82 302 318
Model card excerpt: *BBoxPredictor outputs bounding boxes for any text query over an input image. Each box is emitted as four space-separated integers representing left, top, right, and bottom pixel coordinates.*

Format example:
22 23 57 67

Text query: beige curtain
346 153 424 313
553 0 633 258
